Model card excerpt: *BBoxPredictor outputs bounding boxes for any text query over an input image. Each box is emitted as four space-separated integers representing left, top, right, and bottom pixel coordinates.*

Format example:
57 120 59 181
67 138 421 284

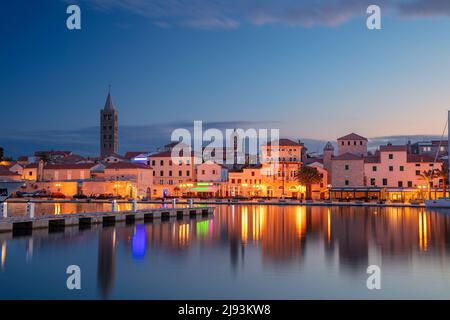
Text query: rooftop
337 133 368 141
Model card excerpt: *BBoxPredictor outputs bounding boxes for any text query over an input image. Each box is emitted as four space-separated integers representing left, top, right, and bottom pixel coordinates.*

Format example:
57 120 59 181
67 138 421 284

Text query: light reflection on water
1 205 450 299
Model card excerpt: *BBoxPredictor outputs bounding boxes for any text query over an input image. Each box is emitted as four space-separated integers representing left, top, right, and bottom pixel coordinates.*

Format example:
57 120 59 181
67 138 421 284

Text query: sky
1 0 450 157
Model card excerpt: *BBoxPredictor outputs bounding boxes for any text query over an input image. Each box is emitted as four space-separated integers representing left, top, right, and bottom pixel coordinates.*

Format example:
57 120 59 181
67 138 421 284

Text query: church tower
323 142 334 184
100 90 119 157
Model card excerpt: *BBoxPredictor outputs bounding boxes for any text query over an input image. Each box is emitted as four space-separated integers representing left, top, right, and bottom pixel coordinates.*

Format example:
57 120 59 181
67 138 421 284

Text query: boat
0 180 24 202
425 110 450 208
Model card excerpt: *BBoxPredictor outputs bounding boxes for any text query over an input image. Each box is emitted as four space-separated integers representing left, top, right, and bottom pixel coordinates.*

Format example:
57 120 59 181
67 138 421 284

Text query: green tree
419 169 438 200
433 161 449 198
295 166 322 200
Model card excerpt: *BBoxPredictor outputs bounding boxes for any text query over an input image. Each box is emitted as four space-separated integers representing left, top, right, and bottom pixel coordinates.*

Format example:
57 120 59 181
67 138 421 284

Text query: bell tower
100 89 119 157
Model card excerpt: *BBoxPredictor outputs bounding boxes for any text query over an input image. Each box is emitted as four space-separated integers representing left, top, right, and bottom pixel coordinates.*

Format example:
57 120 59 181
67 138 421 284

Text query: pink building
337 133 368 156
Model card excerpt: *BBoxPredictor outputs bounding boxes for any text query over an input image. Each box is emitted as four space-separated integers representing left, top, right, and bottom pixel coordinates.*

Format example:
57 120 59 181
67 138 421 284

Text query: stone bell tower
100 89 119 158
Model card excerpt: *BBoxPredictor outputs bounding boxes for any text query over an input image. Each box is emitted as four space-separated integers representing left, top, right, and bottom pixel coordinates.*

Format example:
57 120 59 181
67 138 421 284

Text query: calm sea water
1 204 450 299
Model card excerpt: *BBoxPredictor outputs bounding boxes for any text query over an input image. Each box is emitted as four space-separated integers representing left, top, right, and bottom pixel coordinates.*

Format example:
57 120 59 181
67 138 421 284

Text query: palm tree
419 169 438 200
295 166 322 200
433 161 448 198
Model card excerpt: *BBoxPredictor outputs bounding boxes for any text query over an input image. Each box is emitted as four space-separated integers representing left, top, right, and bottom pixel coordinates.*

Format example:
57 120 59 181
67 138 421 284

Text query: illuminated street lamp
327 184 332 201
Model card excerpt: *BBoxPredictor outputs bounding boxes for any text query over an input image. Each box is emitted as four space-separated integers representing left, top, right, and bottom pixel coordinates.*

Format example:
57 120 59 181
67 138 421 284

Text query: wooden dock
0 206 215 233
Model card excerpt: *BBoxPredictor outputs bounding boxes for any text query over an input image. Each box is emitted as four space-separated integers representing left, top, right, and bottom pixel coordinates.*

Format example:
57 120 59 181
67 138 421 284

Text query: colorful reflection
132 225 146 260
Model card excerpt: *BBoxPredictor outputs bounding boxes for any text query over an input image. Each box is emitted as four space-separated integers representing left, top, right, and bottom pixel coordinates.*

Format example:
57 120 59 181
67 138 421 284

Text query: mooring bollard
171 198 176 208
132 199 138 212
27 201 35 218
188 199 193 208
0 202 7 218
112 200 118 213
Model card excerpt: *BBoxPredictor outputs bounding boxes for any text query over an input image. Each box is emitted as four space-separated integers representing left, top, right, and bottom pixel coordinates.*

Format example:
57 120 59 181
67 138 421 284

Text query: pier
0 203 215 233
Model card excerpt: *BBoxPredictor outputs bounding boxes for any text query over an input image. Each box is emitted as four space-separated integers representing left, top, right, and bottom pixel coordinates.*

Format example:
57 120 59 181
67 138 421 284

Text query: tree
433 161 449 198
295 166 322 200
419 169 438 200
39 152 52 164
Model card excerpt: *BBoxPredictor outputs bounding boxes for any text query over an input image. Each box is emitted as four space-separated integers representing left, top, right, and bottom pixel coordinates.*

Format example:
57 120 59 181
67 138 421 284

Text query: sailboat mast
448 110 450 198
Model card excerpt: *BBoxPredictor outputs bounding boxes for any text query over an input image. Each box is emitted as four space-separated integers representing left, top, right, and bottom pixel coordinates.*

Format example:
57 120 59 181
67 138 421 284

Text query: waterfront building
40 163 103 181
328 134 444 201
100 91 119 158
364 144 442 202
148 146 197 198
103 162 153 198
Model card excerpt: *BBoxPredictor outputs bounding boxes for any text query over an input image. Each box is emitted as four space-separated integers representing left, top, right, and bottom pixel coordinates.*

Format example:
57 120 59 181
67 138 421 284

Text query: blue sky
1 0 450 157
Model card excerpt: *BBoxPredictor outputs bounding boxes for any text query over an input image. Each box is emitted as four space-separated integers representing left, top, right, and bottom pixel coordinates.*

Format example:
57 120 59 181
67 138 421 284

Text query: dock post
0 202 7 218
171 199 176 208
27 201 35 218
188 199 193 208
112 200 118 213
132 200 138 212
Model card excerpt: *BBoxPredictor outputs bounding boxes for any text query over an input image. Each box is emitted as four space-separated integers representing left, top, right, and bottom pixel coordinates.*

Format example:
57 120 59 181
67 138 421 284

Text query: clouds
75 0 450 29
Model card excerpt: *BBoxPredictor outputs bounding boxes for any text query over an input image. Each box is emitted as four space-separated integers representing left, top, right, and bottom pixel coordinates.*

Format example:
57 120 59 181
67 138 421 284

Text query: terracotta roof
105 163 151 170
337 133 367 141
0 167 21 176
124 152 148 159
17 156 28 162
149 150 195 158
304 157 323 165
24 163 39 169
44 163 99 170
333 153 364 161
265 139 302 147
379 145 408 152
407 154 436 163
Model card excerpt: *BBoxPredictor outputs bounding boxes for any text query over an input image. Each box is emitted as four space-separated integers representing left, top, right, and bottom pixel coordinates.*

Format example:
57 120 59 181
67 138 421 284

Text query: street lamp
327 184 332 201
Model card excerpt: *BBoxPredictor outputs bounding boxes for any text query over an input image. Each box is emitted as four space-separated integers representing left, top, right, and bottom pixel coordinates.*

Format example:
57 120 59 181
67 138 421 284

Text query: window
186 170 190 176
152 171 155 177
388 154 393 160
415 163 420 167
152 160 155 166
400 166 404 171
360 141 363 145
231 179 235 184
202 170 205 175
345 164 349 170
372 166 377 172
169 170 172 177
416 170 420 175
212 170 216 174
251 171 255 176
370 178 376 186
160 171 164 176
354 141 356 145
382 178 388 186
238 179 242 184
178 170 182 176
341 141 344 146
389 166 393 171
345 180 349 186
408 181 413 188
160 160 164 166
169 160 173 166
398 181 403 188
